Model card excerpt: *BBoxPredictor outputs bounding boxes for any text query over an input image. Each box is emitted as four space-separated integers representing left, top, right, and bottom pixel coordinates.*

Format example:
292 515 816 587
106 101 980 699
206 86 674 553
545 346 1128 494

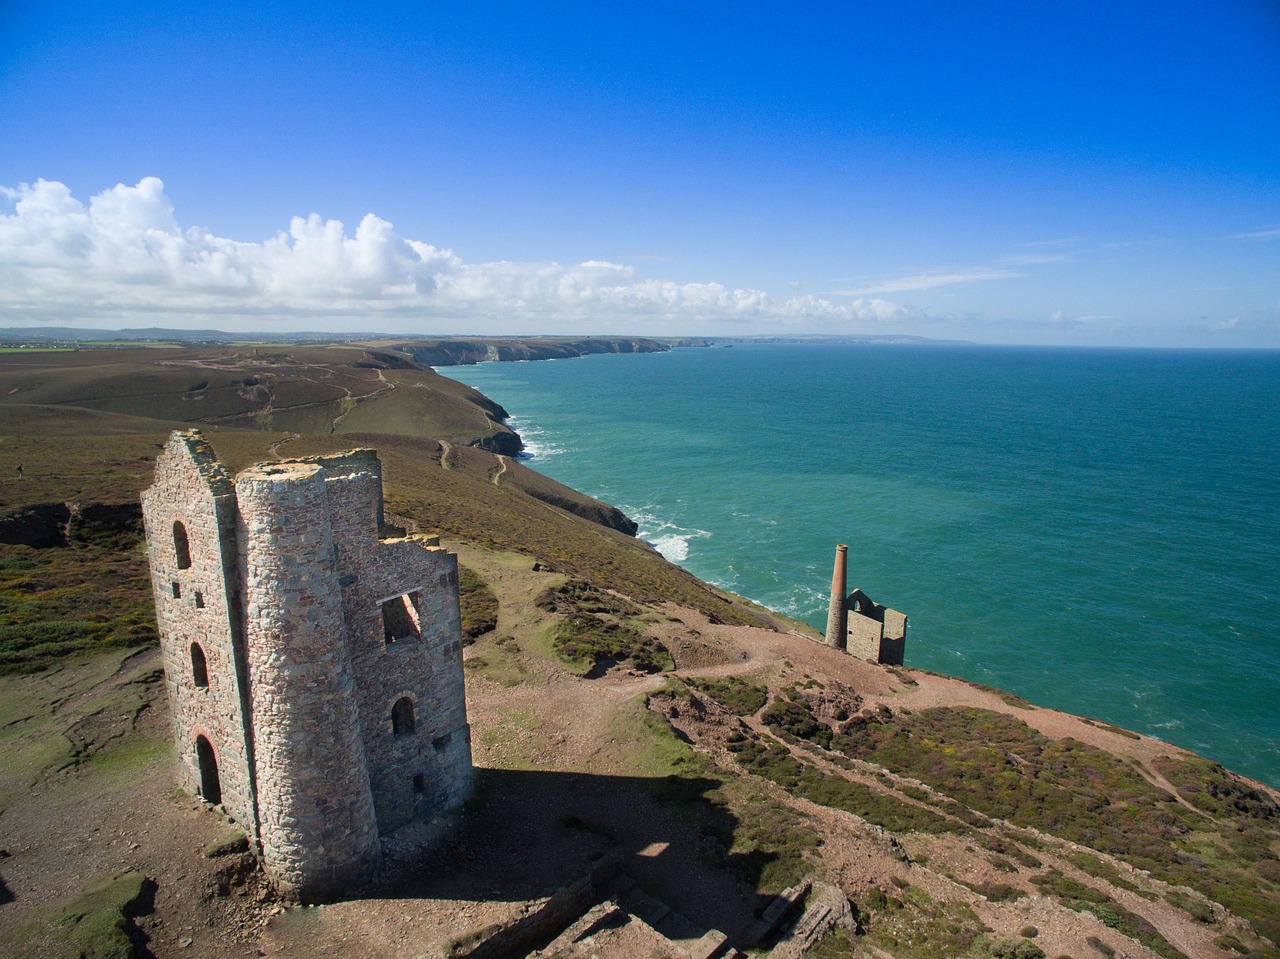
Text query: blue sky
1 1 1277 345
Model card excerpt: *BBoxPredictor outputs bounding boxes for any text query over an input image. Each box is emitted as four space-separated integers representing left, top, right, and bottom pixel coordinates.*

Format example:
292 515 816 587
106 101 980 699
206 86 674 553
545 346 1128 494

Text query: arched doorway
195 735 222 805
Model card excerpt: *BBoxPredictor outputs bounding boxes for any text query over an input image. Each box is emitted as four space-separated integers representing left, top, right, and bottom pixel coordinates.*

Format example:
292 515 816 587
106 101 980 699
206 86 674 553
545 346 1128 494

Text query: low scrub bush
550 613 672 676
763 696 833 748
457 565 499 640
687 676 768 716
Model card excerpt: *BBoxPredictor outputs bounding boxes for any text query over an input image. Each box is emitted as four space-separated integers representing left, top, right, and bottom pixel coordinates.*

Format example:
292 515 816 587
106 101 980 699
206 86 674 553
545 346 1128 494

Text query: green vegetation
762 693 834 748
686 675 768 716
968 880 1024 902
1081 717 1142 740
3 343 1278 957
0 544 157 674
990 939 1045 959
809 925 856 959
1153 754 1280 823
0 344 773 629
0 650 168 813
0 870 154 959
1065 850 1150 898
726 727 962 835
535 579 643 618
637 691 820 893
549 613 673 676
536 580 673 676
645 760 821 894
457 564 499 640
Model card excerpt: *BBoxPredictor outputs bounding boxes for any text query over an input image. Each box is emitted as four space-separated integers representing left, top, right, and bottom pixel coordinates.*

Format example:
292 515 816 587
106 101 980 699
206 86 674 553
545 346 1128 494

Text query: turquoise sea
439 344 1280 788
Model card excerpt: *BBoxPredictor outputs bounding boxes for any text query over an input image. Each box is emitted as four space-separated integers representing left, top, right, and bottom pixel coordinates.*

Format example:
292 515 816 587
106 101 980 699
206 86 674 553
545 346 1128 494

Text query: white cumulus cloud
0 178 908 333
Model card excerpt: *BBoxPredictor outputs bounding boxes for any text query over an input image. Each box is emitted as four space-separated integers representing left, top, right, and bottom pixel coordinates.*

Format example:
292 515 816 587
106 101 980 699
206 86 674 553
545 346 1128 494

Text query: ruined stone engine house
824 543 907 665
141 431 473 901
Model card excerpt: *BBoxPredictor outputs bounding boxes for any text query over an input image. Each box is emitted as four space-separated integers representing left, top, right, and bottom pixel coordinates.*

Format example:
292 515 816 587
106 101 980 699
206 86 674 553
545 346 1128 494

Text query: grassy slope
0 345 518 449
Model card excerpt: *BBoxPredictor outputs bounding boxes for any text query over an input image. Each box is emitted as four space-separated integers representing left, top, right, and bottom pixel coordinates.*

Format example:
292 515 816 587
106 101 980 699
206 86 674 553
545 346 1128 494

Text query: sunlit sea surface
439 344 1280 787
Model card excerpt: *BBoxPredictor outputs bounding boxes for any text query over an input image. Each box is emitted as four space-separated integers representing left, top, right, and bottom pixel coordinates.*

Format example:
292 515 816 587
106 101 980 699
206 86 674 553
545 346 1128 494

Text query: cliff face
387 337 670 366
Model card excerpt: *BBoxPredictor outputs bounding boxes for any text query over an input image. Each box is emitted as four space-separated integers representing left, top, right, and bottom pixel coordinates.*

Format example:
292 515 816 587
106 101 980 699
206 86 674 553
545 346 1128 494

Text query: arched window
195 735 222 805
190 643 209 688
391 697 416 736
173 521 192 569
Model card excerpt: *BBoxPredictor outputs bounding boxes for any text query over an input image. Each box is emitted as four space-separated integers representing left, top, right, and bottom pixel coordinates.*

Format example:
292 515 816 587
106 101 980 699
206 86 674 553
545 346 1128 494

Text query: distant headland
0 326 971 357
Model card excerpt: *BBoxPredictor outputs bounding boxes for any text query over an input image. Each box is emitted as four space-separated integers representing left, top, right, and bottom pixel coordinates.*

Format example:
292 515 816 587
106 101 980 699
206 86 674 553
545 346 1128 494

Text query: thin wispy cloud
1018 237 1086 249
1223 227 1280 241
0 179 906 332
997 253 1073 266
831 268 1022 297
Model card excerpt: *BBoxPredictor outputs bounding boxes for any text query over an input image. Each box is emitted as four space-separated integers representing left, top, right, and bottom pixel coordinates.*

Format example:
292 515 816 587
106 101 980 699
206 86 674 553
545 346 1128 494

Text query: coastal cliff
381 336 672 367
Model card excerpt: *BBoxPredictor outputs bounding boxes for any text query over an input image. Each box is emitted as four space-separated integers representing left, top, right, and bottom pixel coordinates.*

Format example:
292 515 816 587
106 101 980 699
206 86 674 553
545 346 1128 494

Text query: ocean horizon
439 343 1280 788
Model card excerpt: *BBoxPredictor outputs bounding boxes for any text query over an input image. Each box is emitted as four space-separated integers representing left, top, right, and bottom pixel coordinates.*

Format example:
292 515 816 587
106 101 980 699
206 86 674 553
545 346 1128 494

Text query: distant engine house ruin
141 431 473 901
825 544 907 665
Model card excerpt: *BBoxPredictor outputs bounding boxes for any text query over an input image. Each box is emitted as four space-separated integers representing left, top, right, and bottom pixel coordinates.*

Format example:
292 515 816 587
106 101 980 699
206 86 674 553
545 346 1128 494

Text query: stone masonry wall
879 609 907 666
318 457 474 835
236 462 381 901
846 613 885 664
141 433 256 838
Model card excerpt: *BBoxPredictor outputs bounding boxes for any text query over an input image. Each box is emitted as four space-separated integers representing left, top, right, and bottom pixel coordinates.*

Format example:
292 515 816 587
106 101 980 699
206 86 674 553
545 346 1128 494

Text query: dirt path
491 455 508 485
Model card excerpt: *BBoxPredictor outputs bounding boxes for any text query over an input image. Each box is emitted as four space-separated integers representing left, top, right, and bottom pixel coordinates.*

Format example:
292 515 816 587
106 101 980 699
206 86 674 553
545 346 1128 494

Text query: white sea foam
627 505 711 562
773 582 827 618
507 417 568 458
651 534 693 561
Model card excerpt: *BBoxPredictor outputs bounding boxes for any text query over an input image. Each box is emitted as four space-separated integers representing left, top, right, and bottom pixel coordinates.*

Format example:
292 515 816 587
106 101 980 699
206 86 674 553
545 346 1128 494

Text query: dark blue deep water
440 344 1280 787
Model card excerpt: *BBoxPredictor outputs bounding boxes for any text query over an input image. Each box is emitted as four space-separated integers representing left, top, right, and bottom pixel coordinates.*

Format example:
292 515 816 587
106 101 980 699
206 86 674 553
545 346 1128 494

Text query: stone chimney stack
236 462 381 901
825 544 848 649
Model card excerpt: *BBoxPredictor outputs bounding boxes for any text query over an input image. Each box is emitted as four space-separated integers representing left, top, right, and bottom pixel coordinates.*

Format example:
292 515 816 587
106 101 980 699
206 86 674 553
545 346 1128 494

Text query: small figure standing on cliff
15 464 23 479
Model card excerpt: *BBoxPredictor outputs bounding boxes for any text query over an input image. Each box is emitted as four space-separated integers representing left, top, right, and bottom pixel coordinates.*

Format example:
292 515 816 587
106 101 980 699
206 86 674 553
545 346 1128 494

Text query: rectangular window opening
382 592 422 645
171 581 181 599
194 591 205 609
412 772 426 795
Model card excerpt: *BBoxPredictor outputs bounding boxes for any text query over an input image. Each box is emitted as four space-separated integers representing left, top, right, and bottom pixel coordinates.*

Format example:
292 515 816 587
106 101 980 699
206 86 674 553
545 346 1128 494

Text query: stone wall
846 612 886 664
141 433 257 839
879 609 906 666
312 452 474 835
